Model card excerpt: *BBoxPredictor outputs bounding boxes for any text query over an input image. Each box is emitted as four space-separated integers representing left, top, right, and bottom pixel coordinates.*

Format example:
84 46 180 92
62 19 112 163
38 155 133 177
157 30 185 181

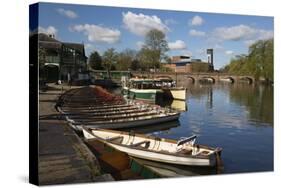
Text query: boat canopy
128 78 176 89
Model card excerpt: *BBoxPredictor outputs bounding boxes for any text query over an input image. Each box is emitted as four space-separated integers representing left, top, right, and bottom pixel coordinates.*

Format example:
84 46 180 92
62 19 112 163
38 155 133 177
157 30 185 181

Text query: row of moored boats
57 86 223 168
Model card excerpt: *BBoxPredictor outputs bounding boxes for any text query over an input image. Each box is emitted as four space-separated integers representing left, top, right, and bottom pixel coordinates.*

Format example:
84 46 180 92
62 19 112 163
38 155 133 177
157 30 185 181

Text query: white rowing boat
82 127 222 167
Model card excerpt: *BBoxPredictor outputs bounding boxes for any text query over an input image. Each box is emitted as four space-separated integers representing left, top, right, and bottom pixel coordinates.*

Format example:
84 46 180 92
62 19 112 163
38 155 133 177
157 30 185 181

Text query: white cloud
189 15 204 26
70 24 121 44
189 29 206 37
213 25 256 41
57 8 78 19
122 11 169 36
212 24 273 41
38 26 58 36
225 50 234 55
168 40 186 50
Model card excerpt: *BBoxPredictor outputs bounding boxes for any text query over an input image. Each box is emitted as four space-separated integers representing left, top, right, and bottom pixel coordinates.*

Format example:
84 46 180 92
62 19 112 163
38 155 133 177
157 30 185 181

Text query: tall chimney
207 49 214 71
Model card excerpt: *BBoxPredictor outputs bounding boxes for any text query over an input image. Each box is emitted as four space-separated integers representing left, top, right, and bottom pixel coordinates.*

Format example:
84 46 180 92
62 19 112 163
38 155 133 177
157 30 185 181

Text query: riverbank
38 84 114 185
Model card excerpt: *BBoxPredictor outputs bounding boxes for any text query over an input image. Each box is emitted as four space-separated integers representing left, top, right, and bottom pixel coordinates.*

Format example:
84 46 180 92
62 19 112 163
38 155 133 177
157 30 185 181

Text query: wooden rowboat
57 99 181 130
82 127 223 167
62 106 139 113
67 112 180 130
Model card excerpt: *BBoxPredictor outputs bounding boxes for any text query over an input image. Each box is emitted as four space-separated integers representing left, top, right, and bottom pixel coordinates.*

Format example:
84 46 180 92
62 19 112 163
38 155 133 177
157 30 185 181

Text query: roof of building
36 33 85 55
38 33 60 42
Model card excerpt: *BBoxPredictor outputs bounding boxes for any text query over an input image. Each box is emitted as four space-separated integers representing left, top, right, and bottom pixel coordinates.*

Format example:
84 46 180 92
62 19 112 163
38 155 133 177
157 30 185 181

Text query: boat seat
130 140 150 148
177 148 192 155
105 136 123 143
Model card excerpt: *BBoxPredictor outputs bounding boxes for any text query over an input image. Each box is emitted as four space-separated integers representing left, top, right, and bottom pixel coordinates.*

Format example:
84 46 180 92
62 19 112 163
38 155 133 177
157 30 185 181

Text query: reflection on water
121 121 180 134
158 99 187 112
228 84 273 124
132 157 217 177
113 83 273 175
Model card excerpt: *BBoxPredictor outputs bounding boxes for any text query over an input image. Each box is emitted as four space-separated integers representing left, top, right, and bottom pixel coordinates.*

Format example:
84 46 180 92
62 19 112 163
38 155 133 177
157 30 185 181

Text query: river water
115 83 273 175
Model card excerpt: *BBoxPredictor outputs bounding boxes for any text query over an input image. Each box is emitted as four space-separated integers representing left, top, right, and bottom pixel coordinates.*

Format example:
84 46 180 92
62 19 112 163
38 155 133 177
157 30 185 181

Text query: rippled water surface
115 83 273 174
155 84 273 174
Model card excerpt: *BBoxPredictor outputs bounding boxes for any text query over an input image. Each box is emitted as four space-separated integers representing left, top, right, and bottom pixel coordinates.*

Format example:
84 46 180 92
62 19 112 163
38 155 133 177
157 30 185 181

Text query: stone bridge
131 72 255 86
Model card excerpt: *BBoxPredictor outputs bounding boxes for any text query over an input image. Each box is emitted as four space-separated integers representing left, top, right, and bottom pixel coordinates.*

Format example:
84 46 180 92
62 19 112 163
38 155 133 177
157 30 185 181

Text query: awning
44 63 60 67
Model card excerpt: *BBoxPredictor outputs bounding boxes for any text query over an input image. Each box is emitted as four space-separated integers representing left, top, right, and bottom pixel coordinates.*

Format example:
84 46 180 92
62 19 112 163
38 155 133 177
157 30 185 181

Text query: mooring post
215 147 224 173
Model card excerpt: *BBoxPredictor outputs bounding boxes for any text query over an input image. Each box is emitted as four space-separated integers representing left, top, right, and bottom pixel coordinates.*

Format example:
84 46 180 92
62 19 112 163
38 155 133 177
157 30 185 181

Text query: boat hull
74 113 180 130
123 87 163 102
123 87 186 101
169 89 186 101
107 141 214 166
82 129 216 167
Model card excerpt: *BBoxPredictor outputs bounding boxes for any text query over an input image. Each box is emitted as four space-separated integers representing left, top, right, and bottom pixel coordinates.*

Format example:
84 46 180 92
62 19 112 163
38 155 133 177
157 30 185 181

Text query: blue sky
34 2 274 69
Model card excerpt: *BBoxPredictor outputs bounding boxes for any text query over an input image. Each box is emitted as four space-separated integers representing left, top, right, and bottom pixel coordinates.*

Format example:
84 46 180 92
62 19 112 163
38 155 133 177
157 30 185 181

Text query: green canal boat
122 78 186 103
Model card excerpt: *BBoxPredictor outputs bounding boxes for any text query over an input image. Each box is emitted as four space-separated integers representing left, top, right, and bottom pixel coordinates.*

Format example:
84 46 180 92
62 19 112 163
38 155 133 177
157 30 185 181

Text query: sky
32 2 274 69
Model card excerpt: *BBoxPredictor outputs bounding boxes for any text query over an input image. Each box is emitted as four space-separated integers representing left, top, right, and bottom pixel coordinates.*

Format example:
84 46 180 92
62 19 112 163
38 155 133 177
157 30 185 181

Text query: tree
88 51 103 70
131 59 141 71
222 38 273 82
141 29 169 70
137 48 155 70
103 48 118 78
116 49 137 70
248 39 273 81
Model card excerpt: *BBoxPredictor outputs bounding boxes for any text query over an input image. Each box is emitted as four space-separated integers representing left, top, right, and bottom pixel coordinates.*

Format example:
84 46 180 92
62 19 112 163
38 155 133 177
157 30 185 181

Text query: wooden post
215 147 224 173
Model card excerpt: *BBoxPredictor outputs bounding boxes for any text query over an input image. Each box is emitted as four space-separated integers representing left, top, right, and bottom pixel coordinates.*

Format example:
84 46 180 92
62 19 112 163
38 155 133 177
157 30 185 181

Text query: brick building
35 33 88 82
163 50 214 73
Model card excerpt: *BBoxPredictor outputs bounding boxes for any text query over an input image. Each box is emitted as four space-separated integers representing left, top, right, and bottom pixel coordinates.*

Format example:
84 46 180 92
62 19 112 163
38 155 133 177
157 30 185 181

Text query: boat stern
170 88 187 101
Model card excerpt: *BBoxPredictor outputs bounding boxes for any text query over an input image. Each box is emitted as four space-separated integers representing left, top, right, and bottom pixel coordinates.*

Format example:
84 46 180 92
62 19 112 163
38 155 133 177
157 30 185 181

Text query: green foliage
102 48 118 78
141 29 169 69
88 51 103 70
116 49 137 71
131 59 141 71
192 62 210 72
221 39 273 81
159 64 173 72
137 48 156 70
103 48 118 70
98 29 169 72
248 39 273 81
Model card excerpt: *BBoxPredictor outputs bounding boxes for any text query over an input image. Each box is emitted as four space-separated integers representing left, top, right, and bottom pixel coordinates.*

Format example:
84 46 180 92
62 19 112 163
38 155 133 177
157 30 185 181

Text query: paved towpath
38 84 114 185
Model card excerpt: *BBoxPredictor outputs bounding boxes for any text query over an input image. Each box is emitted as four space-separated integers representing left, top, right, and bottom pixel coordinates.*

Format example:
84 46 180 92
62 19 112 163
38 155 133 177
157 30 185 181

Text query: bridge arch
239 76 253 84
155 75 173 80
185 76 195 84
199 76 216 84
219 76 235 83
